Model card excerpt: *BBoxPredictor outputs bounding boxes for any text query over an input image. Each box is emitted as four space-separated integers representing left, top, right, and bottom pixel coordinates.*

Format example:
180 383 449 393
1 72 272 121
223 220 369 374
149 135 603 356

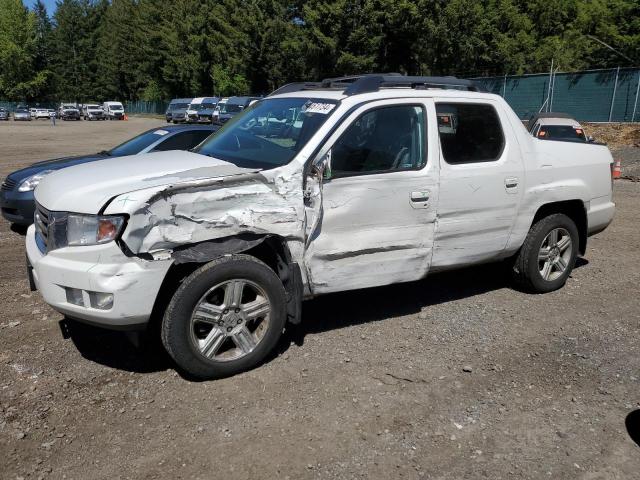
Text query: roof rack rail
268 82 322 97
269 74 485 97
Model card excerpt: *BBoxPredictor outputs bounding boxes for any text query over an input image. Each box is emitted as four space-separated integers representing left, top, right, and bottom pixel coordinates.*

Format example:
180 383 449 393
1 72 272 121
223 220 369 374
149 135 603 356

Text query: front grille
34 203 50 253
1 177 17 191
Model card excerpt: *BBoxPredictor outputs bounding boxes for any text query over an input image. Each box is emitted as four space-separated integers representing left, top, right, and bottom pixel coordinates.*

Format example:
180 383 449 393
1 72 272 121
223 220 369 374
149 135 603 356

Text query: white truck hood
35 150 259 213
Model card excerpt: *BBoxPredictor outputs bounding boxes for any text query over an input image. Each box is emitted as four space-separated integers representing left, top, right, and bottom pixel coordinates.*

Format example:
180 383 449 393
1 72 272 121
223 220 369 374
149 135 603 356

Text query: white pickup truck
26 75 615 379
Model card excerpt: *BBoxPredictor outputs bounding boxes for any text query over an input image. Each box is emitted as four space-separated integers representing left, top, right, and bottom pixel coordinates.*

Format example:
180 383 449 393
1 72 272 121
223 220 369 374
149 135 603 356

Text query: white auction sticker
302 102 335 115
153 129 170 136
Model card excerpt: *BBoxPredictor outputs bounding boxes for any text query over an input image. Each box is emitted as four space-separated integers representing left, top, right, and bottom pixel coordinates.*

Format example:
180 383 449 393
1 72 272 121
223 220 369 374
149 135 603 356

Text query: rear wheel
161 255 286 379
512 213 579 293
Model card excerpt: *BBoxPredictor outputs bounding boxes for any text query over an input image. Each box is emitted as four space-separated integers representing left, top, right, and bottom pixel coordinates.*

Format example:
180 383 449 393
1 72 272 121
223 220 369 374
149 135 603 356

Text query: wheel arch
147 234 303 335
531 200 587 255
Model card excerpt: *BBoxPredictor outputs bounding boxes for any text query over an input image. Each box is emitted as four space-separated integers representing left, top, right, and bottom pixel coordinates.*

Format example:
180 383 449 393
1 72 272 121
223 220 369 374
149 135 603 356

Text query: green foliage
1 0 638 102
0 0 45 100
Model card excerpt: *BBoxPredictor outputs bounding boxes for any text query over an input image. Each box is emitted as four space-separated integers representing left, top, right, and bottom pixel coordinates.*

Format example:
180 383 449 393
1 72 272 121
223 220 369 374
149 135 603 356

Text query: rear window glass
537 125 587 142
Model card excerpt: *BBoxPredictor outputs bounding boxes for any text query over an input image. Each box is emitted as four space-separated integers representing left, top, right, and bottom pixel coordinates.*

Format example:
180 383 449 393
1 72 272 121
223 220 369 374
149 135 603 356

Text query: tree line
0 0 638 103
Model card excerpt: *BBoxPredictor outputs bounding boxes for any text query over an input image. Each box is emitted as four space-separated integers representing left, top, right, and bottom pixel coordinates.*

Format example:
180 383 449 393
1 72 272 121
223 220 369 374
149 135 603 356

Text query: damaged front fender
104 168 306 256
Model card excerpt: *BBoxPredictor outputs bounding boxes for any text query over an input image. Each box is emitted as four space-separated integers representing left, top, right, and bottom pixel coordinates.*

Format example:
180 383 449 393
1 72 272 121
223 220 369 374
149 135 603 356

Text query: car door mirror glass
312 150 332 180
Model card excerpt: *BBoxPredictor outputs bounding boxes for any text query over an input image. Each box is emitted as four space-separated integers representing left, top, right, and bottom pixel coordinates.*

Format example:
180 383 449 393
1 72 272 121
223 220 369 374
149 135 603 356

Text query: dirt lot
1 118 639 479
587 123 640 180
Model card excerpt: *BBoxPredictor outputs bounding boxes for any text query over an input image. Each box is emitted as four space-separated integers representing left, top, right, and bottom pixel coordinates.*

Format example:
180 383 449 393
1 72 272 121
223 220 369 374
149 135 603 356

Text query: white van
103 101 125 120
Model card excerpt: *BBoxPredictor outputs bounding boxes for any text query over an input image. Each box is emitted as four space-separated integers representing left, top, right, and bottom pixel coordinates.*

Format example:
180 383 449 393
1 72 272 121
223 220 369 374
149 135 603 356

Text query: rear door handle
505 177 519 193
410 190 430 208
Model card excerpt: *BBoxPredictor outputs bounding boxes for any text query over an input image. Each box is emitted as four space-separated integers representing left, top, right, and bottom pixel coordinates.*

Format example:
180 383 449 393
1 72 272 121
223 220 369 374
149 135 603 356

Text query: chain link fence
472 67 640 123
125 100 169 115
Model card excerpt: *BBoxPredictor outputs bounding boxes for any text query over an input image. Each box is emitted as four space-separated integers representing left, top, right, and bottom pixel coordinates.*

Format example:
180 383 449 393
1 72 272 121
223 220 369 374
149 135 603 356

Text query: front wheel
161 255 286 379
512 213 579 293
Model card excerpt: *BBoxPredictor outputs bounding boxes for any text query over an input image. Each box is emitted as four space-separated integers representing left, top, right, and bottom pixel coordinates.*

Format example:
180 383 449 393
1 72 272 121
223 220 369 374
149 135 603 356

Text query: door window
436 103 504 164
153 130 212 151
331 105 426 176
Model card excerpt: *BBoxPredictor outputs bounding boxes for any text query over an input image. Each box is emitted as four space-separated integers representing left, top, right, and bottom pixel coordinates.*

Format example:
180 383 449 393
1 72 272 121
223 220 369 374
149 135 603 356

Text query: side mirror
312 150 332 180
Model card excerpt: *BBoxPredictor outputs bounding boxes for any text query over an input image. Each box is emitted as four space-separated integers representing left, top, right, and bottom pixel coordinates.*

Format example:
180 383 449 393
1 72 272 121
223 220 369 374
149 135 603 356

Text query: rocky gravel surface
1 118 639 479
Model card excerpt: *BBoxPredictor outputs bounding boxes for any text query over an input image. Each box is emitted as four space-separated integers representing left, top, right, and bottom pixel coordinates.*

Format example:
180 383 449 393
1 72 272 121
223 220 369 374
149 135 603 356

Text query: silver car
0 108 9 121
13 109 31 121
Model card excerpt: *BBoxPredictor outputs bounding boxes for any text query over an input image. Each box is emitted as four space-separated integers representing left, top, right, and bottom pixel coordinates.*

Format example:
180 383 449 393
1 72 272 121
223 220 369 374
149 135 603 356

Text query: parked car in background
528 113 593 143
186 97 219 123
58 103 81 121
13 109 31 121
47 109 57 118
82 104 106 120
211 97 228 124
0 108 8 121
213 96 261 125
1 124 217 225
103 101 125 120
164 98 193 123
35 109 50 120
23 74 615 379
29 108 37 118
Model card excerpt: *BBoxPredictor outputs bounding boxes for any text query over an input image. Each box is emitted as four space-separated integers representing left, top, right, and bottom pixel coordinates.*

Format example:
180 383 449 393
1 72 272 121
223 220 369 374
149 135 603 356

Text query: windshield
196 97 338 169
87 105 100 110
189 104 208 111
538 125 587 142
109 128 170 156
170 103 189 110
221 103 243 114
110 104 123 110
63 105 76 109
16 109 28 114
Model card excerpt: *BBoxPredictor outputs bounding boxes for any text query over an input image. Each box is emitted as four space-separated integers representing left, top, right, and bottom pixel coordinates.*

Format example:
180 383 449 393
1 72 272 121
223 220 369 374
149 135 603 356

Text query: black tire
161 254 286 379
512 213 579 293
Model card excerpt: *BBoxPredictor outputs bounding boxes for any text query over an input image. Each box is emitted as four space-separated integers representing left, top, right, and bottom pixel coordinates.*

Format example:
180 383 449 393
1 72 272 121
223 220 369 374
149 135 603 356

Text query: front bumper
26 226 172 329
187 114 212 123
0 188 35 225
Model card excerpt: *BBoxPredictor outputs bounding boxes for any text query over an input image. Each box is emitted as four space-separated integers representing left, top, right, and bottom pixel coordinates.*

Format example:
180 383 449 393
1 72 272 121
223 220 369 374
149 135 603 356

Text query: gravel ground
1 118 639 479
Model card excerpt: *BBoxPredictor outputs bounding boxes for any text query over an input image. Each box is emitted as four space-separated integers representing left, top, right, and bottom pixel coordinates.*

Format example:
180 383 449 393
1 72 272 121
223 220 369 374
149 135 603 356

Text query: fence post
608 66 620 122
632 69 640 123
546 59 554 112
549 68 558 113
502 74 507 99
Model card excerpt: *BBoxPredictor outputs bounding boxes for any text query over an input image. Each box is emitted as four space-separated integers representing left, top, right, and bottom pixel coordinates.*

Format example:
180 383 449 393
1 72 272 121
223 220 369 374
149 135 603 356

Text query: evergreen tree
0 0 46 100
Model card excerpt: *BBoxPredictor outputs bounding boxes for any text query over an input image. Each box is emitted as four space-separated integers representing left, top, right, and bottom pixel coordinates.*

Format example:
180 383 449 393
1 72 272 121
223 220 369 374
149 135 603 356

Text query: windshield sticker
301 102 335 115
153 130 170 136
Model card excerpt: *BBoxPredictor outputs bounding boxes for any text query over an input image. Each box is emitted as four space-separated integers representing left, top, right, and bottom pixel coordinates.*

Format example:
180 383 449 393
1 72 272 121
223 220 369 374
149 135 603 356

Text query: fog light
65 288 85 306
89 292 114 310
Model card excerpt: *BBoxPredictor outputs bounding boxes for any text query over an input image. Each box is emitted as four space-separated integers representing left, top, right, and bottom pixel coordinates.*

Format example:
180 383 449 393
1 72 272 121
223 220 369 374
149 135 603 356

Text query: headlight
67 214 125 246
18 170 54 192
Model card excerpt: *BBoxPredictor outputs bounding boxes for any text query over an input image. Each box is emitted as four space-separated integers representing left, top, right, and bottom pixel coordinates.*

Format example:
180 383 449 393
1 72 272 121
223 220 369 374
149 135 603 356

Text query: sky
24 0 58 14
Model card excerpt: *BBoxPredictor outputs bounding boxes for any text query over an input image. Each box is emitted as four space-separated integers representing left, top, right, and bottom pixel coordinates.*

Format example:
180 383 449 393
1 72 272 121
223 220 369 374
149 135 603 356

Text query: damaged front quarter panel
103 166 308 264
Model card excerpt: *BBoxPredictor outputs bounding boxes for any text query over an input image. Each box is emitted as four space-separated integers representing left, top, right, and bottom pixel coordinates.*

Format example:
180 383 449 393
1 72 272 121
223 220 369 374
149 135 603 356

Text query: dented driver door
303 99 440 295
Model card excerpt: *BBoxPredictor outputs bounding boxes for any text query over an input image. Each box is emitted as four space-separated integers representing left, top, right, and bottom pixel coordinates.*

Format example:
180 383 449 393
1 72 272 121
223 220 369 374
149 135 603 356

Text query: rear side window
153 130 212 151
436 103 504 164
